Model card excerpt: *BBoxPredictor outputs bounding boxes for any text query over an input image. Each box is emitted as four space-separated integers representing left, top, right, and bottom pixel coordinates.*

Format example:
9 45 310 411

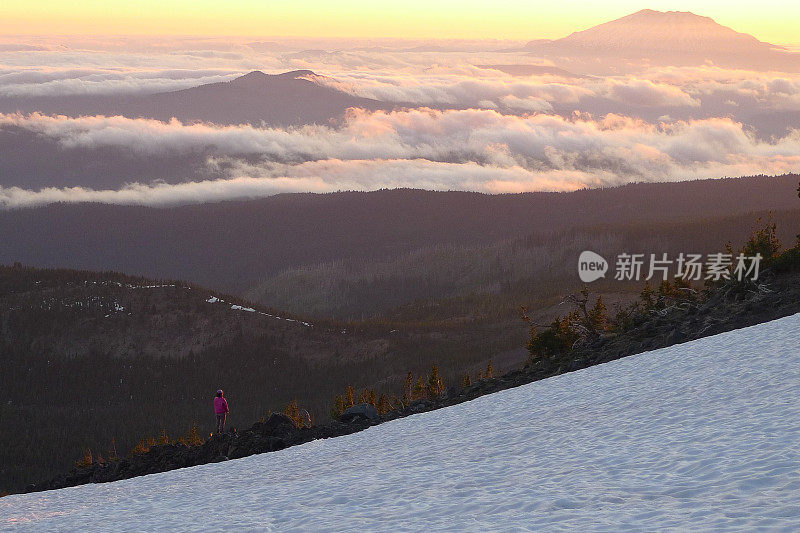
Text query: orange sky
3 1 799 43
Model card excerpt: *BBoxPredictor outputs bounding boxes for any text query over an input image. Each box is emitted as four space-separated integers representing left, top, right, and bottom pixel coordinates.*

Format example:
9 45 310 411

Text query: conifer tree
587 296 608 333
640 282 655 309
377 394 391 414
485 360 494 379
403 372 413 404
284 400 301 426
413 377 426 400
331 394 346 419
428 365 444 398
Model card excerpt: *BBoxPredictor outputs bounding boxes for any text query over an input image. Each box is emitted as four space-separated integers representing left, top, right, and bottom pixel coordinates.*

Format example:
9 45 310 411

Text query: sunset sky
4 0 799 43
2 0 800 207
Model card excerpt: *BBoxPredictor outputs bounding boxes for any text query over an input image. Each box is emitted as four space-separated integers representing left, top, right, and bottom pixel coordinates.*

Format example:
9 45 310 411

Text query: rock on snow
4 314 800 531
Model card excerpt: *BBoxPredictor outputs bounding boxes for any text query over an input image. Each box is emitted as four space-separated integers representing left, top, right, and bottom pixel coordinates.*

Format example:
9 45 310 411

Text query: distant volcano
0 70 384 127
526 10 798 71
140 69 382 125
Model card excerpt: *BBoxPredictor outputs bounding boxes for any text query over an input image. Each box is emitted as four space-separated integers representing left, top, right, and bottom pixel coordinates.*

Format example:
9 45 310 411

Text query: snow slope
4 314 800 531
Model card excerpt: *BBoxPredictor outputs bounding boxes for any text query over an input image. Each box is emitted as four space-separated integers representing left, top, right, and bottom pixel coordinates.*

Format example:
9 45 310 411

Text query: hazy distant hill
0 175 797 317
549 9 780 54
525 10 799 71
139 70 382 125
0 70 384 126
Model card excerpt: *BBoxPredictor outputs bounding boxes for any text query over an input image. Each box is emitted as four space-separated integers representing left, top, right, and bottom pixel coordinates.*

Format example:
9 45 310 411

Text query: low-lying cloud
4 109 798 168
1 109 799 208
3 37 800 208
0 68 243 97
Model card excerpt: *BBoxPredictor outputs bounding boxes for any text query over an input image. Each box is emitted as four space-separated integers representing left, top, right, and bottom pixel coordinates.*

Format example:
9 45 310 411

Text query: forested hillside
250 208 800 319
0 265 521 493
0 175 796 303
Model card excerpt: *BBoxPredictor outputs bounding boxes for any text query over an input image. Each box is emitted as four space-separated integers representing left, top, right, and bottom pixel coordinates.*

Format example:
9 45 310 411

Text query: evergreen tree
640 282 655 309
377 394 391 414
587 296 608 333
743 214 781 260
413 377 426 400
284 400 301 427
402 372 413 404
330 395 346 419
427 365 444 398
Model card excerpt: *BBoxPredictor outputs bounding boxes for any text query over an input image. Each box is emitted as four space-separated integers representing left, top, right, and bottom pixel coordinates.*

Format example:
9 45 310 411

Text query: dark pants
216 413 227 434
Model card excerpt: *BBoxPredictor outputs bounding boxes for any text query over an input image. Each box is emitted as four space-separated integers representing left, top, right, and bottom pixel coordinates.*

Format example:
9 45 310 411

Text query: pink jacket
214 397 229 415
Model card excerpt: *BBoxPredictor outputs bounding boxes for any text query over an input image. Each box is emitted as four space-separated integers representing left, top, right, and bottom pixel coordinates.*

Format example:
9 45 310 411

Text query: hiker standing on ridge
214 389 229 435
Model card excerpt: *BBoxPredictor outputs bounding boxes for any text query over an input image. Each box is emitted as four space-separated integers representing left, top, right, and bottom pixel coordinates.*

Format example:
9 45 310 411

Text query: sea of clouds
1 36 799 207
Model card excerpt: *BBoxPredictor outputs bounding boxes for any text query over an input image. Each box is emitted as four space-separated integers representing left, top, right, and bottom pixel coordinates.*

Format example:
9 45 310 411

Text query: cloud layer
2 37 800 207
1 108 799 208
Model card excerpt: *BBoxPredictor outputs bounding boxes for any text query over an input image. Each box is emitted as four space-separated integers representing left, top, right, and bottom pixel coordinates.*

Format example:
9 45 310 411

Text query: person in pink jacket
214 389 229 435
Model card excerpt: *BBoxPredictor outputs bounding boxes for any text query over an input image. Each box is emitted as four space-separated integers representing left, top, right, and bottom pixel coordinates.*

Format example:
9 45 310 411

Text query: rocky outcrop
340 403 380 423
26 415 376 493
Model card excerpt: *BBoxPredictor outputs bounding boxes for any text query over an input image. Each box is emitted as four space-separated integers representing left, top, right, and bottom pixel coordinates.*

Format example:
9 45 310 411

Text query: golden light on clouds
3 0 799 43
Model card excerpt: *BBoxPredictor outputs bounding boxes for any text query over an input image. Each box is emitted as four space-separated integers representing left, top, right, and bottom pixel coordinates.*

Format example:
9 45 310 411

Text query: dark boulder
267 437 287 451
340 403 380 423
253 413 297 436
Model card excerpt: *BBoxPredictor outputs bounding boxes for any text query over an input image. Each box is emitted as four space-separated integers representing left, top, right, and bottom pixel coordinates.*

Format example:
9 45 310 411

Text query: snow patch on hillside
4 313 800 530
204 294 311 327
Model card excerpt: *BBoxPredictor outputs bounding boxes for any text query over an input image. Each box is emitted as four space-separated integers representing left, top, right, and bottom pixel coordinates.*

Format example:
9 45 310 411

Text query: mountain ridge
0 175 796 299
